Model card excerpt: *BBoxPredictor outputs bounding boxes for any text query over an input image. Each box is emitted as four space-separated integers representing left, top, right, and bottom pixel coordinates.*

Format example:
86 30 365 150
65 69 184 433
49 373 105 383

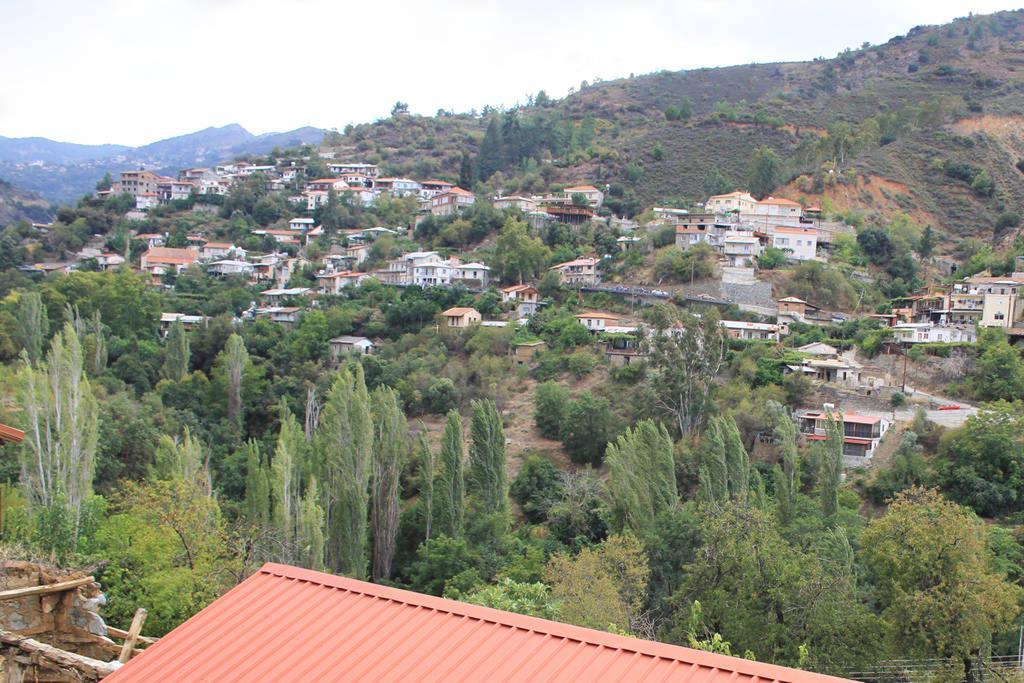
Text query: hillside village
3 7 1024 683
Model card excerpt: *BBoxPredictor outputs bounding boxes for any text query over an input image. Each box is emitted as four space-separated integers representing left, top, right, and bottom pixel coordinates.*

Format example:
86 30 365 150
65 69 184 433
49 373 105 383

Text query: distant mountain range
0 124 326 204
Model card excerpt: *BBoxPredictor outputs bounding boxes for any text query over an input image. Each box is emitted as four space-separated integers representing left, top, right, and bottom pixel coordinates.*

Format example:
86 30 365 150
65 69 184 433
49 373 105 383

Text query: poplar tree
468 399 507 517
153 427 210 495
271 402 306 550
86 311 107 377
770 402 800 524
18 322 97 540
721 415 749 500
16 291 48 367
298 476 325 571
606 420 678 535
433 410 465 537
243 440 271 526
222 334 249 426
698 418 728 506
316 366 373 577
163 319 190 381
820 414 844 518
418 433 434 541
371 387 408 582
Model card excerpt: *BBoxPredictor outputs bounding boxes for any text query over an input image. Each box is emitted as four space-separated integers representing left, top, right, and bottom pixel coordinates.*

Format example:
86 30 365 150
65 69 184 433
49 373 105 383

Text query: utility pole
901 343 909 393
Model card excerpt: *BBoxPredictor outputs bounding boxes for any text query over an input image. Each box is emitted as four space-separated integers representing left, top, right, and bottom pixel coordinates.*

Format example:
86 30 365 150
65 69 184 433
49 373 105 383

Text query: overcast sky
0 0 1017 146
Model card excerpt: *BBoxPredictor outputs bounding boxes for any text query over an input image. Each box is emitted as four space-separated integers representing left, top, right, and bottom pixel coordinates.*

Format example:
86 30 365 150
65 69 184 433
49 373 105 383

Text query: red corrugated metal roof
0 423 24 443
107 562 852 683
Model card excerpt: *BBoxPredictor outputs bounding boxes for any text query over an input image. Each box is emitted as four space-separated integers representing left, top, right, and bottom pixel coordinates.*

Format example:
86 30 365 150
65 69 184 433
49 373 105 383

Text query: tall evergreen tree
163 319 190 381
433 410 465 537
468 399 507 517
606 420 678 535
371 387 408 582
16 291 48 367
316 366 374 577
458 152 476 190
477 117 505 182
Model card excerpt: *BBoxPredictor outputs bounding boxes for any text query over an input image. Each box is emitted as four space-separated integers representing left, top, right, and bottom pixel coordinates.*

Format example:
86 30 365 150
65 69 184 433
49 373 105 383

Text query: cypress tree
162 319 190 381
477 117 504 182
458 152 476 189
433 410 465 537
468 399 507 517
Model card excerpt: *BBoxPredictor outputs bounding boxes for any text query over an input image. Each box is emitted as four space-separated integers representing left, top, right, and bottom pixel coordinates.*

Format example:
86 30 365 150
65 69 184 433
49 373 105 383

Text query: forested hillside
331 10 1024 248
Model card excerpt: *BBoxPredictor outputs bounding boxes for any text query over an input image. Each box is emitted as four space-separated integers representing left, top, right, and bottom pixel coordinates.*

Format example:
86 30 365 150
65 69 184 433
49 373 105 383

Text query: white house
576 311 620 332
207 260 254 277
705 191 759 213
719 320 780 341
722 232 761 267
329 335 375 360
771 226 817 261
891 323 977 344
563 185 604 208
289 217 316 232
317 271 368 294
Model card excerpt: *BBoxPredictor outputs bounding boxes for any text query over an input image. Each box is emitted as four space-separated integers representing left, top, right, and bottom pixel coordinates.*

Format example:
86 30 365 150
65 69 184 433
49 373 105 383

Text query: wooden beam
118 608 147 663
107 625 157 645
0 630 118 678
0 576 93 601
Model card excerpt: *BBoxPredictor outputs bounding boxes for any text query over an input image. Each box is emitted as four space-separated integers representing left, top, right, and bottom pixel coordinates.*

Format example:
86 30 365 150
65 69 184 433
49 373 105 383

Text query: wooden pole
118 608 148 664
0 576 94 601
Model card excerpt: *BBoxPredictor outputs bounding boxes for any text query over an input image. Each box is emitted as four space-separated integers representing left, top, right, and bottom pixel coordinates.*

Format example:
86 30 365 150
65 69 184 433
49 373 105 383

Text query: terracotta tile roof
442 307 478 316
758 196 801 207
143 247 198 265
577 311 620 320
0 423 24 443
106 562 850 683
564 184 599 192
773 226 816 235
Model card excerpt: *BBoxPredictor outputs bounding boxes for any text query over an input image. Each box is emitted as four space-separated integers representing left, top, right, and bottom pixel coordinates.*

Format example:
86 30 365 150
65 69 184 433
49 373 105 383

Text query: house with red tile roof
139 247 199 282
441 306 481 328
796 406 891 461
563 184 604 207
771 225 818 261
549 256 601 286
105 562 852 683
